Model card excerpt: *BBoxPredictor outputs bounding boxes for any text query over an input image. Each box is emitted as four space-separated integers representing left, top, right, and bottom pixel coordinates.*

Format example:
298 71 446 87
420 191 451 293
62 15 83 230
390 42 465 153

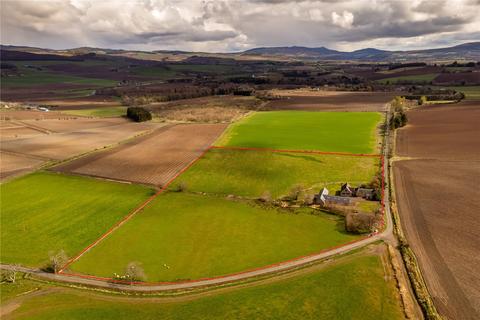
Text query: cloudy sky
1 0 479 52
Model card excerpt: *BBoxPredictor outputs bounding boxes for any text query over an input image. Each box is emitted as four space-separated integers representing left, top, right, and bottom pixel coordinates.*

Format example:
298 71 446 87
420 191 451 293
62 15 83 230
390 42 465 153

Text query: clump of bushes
126 107 152 122
345 212 375 233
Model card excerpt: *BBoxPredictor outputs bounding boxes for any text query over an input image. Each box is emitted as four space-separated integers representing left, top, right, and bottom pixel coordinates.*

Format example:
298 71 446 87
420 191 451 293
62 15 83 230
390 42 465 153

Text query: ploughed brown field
51 123 227 186
0 117 162 180
266 91 394 111
393 101 480 320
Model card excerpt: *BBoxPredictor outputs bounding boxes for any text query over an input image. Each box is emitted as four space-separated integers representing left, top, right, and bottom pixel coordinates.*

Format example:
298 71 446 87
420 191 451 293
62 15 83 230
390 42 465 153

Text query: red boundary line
58 145 386 286
58 147 211 273
210 145 380 158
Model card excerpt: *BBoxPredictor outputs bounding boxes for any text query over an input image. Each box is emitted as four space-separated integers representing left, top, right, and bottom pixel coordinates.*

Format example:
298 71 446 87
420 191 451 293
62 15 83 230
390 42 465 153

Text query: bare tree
1 264 20 283
259 190 272 203
47 250 68 273
125 262 146 281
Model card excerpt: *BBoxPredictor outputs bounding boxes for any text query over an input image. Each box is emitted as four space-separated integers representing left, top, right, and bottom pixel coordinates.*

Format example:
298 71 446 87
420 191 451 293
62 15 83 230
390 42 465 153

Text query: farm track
393 100 480 320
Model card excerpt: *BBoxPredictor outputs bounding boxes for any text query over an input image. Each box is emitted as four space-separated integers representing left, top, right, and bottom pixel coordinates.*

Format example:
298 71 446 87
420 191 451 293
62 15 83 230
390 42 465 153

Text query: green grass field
2 67 117 88
375 73 439 84
216 111 382 154
62 107 127 118
5 253 404 320
446 85 480 100
0 172 154 267
170 149 378 198
71 192 359 281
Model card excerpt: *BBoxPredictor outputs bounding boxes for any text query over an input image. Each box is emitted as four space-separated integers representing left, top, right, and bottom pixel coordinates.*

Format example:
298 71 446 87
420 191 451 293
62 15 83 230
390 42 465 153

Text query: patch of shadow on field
394 159 480 320
275 152 325 164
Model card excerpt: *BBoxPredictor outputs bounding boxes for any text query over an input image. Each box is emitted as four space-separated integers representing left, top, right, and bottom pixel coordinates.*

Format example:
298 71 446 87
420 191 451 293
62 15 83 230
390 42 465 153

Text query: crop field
396 101 480 160
0 119 161 179
52 124 227 186
394 101 480 319
170 148 378 198
216 111 382 154
0 117 165 180
265 90 394 111
375 73 439 84
1 66 117 88
0 172 154 267
61 107 127 118
70 192 359 281
4 249 404 320
0 152 45 180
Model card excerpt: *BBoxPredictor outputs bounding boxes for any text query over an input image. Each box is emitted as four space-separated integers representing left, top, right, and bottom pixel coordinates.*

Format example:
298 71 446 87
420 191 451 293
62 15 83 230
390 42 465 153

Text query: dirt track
52 123 227 186
394 101 480 319
266 91 394 111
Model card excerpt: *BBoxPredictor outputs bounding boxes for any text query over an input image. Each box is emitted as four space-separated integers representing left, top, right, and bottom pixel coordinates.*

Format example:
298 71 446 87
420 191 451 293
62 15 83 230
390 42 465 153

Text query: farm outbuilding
313 187 354 206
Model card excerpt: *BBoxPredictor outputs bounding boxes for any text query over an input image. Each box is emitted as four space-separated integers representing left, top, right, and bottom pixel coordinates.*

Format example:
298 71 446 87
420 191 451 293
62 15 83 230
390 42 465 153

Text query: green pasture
5 254 404 320
1 66 117 88
216 111 382 154
0 172 154 267
71 192 359 282
375 73 439 84
446 85 480 100
170 149 378 198
62 107 127 118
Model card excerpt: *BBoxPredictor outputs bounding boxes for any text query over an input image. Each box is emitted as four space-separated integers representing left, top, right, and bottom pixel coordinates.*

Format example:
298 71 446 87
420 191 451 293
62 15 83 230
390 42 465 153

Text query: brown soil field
0 110 66 120
20 95 122 111
148 95 263 122
352 66 442 81
1 83 89 101
394 101 480 319
0 119 162 180
396 101 480 160
265 91 394 111
433 72 480 85
0 151 46 179
52 123 227 186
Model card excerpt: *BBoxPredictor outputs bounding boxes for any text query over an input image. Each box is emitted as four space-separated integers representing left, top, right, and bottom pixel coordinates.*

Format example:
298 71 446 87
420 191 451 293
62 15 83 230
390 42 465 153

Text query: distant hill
2 42 479 62
241 42 480 61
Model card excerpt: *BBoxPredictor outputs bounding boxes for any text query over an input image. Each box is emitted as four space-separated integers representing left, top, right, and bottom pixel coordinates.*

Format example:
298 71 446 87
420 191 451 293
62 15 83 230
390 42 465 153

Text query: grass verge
5 253 404 320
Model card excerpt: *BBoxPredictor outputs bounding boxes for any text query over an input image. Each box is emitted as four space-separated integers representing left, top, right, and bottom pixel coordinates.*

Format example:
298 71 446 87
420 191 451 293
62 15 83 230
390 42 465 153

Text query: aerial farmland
2 2 480 318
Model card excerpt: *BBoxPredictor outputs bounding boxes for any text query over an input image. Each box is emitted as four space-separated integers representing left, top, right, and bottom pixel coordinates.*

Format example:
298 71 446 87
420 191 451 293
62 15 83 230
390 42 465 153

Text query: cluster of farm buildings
313 183 375 207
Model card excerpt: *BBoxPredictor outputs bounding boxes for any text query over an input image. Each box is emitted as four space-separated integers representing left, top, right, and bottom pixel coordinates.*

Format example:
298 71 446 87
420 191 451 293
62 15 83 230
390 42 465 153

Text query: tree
259 191 272 203
125 262 146 281
418 96 427 106
47 250 68 273
287 184 304 201
126 107 152 122
1 264 20 283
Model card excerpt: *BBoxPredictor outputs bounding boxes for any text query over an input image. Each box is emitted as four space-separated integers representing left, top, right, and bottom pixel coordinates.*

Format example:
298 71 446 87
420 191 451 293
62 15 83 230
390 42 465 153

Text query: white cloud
331 10 354 29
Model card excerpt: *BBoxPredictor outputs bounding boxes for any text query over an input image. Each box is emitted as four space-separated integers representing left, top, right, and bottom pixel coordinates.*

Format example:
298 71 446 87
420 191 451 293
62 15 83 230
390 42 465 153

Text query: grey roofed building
324 195 354 206
339 183 355 197
356 188 375 200
313 187 354 206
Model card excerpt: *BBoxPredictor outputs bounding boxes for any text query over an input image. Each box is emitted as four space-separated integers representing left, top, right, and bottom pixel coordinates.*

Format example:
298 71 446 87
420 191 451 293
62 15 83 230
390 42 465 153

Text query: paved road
0 108 395 292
